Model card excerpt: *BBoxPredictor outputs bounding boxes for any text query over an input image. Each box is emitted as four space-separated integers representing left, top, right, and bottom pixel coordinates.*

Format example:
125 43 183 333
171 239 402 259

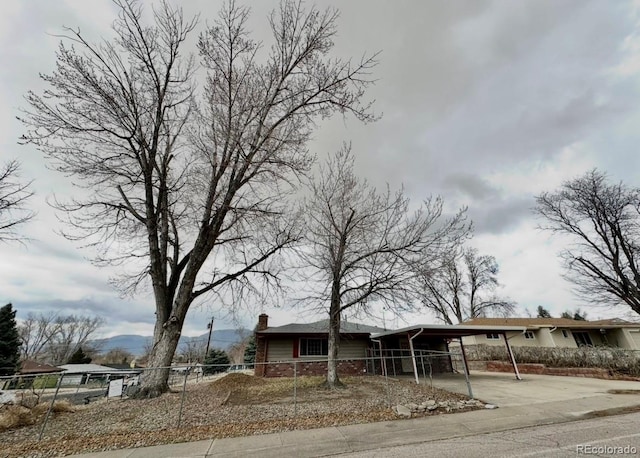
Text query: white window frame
485 333 501 340
299 338 328 356
524 331 535 340
562 329 570 338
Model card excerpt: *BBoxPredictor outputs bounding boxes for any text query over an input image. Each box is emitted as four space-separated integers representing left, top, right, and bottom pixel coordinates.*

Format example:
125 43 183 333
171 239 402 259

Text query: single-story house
462 318 640 350
254 314 385 377
58 363 140 385
254 314 527 380
1 360 63 390
17 360 61 375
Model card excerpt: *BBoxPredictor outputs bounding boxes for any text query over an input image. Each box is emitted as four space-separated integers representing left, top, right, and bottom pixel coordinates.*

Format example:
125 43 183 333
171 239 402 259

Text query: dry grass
0 400 75 432
212 373 331 403
0 374 475 458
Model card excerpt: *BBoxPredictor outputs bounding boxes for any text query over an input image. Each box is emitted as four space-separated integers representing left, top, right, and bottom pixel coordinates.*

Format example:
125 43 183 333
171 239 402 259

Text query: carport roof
371 324 527 339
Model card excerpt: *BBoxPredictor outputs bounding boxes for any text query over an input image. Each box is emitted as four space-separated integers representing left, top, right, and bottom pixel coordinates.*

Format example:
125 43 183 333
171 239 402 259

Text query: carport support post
502 332 522 380
409 329 424 385
458 338 474 398
371 338 386 377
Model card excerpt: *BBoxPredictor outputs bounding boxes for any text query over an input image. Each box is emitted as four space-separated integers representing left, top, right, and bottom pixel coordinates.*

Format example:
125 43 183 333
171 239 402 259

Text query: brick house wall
262 359 367 377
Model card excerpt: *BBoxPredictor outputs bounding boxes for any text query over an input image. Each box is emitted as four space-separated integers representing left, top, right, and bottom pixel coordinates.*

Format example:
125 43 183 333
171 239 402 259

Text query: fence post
176 368 188 428
39 372 64 441
293 361 298 417
384 361 392 408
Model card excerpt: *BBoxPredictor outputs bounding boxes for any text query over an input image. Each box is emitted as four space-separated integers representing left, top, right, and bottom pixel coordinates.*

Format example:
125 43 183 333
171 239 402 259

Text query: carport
371 324 527 385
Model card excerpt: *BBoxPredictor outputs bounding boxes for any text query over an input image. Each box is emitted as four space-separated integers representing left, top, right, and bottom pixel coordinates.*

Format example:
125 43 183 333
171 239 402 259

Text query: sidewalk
72 373 640 458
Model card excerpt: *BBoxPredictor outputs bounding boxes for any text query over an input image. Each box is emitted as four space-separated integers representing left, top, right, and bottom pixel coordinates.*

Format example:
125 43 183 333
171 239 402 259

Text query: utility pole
204 316 214 361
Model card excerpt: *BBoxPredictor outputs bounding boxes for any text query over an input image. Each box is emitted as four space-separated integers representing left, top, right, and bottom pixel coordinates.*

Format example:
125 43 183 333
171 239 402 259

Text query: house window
299 338 328 356
573 332 593 347
524 331 535 340
562 330 570 338
485 333 501 340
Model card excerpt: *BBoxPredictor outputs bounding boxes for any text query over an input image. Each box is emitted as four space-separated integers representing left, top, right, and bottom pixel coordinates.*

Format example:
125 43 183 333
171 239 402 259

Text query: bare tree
18 312 60 361
300 147 469 388
178 339 207 363
535 170 640 316
138 338 155 366
0 160 34 242
45 315 105 365
97 347 135 365
20 0 376 397
417 247 515 324
18 312 104 364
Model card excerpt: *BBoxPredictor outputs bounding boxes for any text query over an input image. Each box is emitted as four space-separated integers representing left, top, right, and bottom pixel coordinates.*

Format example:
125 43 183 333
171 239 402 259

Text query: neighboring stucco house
254 314 385 377
462 318 640 350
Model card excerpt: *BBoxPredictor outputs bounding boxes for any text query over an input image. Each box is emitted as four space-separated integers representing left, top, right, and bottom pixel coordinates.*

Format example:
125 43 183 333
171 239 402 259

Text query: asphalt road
334 411 640 457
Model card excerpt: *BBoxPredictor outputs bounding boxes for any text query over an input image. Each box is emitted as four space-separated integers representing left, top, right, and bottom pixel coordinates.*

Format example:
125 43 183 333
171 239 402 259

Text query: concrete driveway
430 370 640 407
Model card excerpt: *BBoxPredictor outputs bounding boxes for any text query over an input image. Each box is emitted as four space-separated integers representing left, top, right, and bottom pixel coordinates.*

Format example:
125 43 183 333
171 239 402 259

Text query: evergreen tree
561 309 587 321
536 306 552 318
67 347 92 364
203 349 230 375
0 303 21 375
243 334 256 367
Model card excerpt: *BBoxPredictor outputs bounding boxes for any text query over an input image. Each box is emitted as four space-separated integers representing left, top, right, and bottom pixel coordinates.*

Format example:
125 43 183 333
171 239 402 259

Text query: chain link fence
1 349 472 446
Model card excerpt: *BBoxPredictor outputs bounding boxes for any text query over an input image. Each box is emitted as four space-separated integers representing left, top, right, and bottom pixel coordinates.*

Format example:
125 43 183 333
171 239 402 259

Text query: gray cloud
441 173 498 200
3 0 640 333
441 173 533 234
469 197 534 234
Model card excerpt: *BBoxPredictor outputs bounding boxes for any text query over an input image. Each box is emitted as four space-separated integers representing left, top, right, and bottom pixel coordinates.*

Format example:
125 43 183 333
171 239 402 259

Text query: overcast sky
2 0 640 338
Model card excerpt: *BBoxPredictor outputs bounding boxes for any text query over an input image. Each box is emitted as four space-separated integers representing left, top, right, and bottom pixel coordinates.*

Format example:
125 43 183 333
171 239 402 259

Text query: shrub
0 405 36 431
0 400 74 432
467 344 640 376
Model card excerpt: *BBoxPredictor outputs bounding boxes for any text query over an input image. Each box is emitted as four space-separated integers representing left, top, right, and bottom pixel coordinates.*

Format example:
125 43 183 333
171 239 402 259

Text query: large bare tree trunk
136 320 182 398
326 286 343 389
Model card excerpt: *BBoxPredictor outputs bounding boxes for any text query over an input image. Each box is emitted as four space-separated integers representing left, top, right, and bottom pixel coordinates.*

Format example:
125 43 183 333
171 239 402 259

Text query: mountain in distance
92 328 249 357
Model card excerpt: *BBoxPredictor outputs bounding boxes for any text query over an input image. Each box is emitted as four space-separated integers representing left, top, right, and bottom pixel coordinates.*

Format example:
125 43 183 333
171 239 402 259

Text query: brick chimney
257 313 269 331
255 314 269 377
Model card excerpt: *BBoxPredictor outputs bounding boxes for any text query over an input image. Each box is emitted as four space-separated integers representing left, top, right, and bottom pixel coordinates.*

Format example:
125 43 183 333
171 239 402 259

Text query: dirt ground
0 374 480 458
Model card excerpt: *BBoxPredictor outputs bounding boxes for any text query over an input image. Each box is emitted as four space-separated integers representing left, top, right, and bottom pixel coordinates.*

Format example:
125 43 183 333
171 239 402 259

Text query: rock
484 404 498 409
0 390 16 405
394 404 412 417
425 399 436 407
427 405 438 411
407 403 419 411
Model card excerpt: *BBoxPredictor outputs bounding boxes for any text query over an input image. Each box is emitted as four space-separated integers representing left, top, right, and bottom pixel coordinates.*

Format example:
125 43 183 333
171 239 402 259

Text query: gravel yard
0 374 482 457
